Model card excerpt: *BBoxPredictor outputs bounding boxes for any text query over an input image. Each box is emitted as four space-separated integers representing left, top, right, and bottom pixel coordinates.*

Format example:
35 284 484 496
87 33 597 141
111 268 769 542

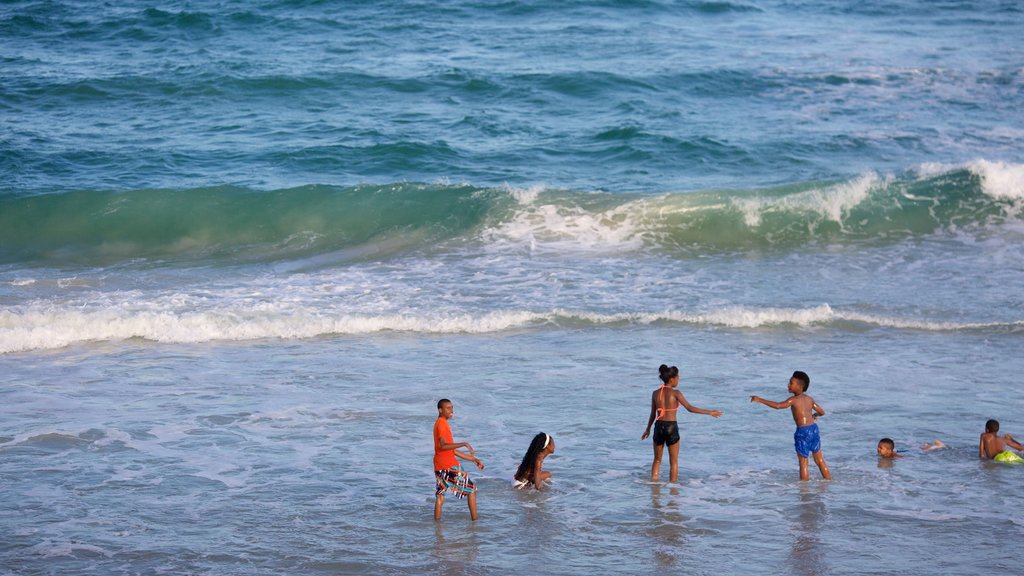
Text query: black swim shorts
652 420 680 447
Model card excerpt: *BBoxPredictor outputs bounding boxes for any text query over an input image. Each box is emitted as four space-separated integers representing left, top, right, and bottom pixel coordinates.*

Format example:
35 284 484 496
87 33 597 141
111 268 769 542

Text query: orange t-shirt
433 417 458 470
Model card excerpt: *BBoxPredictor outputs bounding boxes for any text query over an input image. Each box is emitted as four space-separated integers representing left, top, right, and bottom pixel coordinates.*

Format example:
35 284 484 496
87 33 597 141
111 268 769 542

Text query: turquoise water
2 1 1024 574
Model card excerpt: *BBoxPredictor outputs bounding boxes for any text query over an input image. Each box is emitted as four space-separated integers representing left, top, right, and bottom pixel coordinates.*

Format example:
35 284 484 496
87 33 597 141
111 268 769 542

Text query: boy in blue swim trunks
751 371 832 481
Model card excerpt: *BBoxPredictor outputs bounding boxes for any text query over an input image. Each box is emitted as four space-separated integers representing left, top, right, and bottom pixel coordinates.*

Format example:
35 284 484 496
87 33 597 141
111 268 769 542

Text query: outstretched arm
750 395 792 410
679 392 723 418
641 392 657 440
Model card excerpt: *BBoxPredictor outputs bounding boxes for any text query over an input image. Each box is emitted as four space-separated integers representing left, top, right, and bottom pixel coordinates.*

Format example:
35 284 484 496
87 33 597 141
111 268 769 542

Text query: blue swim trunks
794 424 821 457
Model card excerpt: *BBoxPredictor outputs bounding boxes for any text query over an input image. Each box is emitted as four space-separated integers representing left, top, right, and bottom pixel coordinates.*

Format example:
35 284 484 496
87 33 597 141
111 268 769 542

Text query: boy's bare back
789 394 819 427
980 432 1022 459
979 420 1024 459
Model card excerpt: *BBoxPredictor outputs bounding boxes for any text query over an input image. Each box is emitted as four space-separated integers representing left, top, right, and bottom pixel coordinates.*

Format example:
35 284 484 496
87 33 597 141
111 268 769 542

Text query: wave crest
3 305 1020 354
2 161 1022 266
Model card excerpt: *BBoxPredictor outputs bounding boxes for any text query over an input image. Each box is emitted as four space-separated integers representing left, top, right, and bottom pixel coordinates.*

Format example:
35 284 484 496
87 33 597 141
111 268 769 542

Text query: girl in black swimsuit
641 364 723 482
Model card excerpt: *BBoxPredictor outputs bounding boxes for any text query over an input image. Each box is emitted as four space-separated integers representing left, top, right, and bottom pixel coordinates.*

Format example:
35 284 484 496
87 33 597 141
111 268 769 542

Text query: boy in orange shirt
433 399 485 521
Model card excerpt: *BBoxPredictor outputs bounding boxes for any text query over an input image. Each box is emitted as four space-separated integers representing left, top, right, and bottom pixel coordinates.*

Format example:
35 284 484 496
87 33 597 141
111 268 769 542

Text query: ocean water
2 0 1024 574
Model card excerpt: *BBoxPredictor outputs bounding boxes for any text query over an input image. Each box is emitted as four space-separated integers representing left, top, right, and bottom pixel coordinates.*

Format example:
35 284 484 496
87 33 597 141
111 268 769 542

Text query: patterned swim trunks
435 464 476 498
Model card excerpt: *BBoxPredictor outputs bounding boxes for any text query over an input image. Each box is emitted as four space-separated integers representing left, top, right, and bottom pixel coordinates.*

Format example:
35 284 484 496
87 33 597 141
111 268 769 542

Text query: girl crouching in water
513 432 555 490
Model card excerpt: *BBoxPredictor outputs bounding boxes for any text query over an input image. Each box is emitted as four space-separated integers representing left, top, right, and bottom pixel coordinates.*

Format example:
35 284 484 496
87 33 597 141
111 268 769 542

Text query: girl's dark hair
515 432 549 481
659 364 679 383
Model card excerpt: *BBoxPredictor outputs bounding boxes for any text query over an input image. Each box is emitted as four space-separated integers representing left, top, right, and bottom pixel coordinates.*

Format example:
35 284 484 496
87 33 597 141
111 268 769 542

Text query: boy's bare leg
467 492 478 521
651 443 664 481
668 441 681 483
813 451 831 480
797 454 810 481
434 494 444 521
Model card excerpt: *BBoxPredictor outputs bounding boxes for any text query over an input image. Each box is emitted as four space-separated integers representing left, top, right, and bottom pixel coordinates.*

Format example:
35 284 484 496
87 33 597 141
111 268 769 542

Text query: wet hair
437 398 451 409
659 364 679 384
792 371 810 391
515 432 550 481
879 438 895 450
986 419 999 433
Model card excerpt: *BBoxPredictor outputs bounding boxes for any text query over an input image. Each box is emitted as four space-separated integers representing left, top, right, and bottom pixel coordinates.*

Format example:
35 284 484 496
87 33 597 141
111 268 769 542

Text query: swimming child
979 419 1024 462
433 399 485 521
878 437 946 458
641 364 723 482
877 438 903 459
513 432 555 491
751 370 832 481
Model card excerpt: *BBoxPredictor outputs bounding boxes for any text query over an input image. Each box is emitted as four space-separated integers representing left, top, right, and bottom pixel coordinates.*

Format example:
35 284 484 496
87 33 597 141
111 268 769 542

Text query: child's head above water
877 438 897 457
986 419 999 434
515 432 555 481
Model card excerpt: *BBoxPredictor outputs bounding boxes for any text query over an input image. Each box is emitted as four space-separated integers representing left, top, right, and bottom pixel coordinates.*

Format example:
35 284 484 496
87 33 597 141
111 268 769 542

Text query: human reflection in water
432 520 479 575
789 483 828 576
646 483 686 568
514 486 560 562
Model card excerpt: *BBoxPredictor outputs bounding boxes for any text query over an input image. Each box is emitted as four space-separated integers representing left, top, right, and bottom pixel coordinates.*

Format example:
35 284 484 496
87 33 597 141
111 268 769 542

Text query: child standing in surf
751 370 832 481
641 364 723 482
433 399 485 521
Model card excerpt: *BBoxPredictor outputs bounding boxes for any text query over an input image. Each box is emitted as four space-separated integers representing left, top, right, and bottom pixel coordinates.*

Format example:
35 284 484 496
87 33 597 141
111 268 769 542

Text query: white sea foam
732 173 881 228
913 159 1024 202
968 159 1024 200
503 183 546 205
0 308 547 353
913 161 958 179
2 304 1018 353
482 194 649 254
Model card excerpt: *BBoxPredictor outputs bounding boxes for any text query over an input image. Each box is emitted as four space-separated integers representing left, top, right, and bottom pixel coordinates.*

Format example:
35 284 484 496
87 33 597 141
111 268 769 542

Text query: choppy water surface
2 0 1023 574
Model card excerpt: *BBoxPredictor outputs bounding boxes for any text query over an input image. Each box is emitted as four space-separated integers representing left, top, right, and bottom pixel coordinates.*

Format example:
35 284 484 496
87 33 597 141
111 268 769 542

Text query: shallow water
3 323 1023 575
